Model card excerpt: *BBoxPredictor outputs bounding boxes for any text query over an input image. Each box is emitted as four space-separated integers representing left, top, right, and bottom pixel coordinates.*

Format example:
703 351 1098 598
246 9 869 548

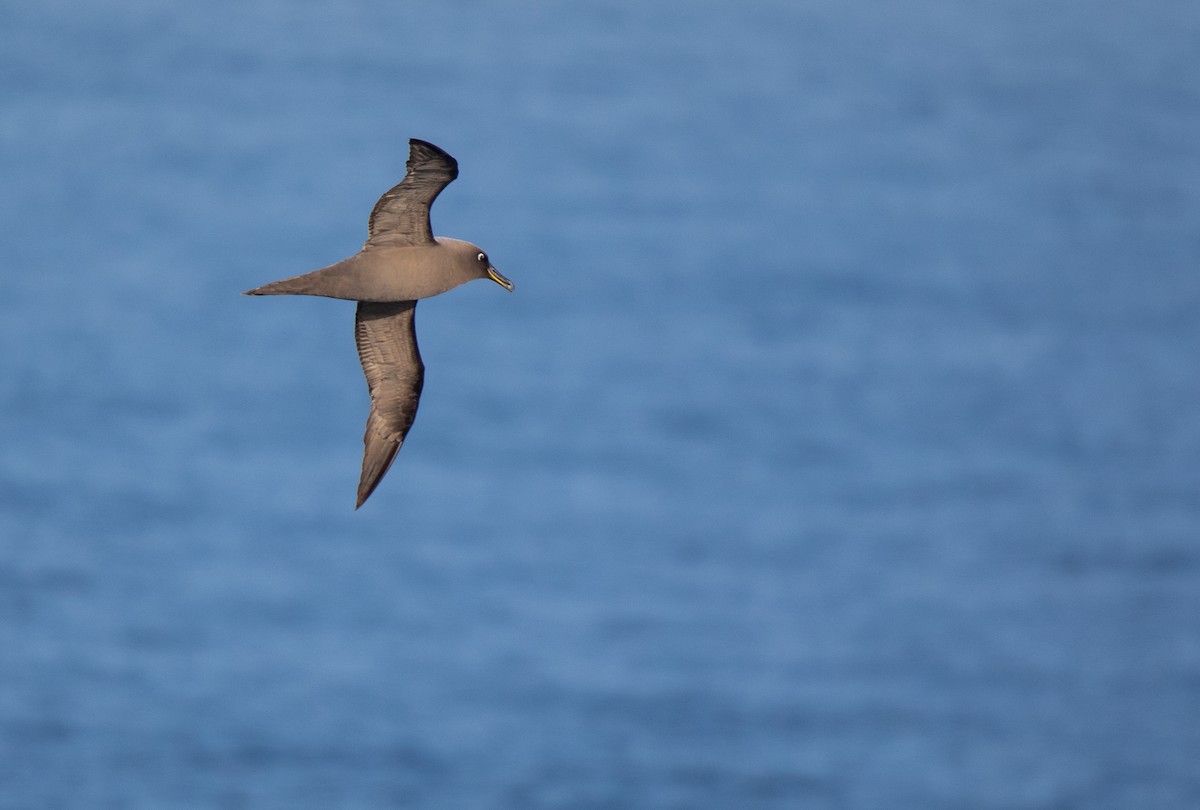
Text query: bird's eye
477 252 487 263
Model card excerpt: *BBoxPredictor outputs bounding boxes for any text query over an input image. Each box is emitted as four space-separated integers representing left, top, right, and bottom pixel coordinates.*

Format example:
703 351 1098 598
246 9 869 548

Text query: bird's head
471 245 514 292
444 239 512 291
433 237 514 294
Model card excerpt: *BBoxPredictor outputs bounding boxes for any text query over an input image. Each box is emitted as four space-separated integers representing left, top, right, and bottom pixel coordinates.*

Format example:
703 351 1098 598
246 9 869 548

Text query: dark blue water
2 0 1199 806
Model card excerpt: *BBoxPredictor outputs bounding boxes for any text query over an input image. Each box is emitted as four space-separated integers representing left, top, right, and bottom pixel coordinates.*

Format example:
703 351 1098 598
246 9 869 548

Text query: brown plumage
244 139 514 508
354 300 424 508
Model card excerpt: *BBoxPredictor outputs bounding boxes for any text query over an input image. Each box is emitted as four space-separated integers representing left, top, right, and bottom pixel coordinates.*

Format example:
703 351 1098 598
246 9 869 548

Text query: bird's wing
354 300 425 508
365 139 458 248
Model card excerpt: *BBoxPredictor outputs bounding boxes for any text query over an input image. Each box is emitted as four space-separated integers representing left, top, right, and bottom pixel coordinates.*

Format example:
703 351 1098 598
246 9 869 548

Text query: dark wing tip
407 138 458 180
408 138 451 157
356 424 401 509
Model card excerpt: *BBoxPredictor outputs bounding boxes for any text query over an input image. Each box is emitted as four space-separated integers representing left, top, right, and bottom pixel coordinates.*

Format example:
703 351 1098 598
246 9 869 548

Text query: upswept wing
365 139 458 248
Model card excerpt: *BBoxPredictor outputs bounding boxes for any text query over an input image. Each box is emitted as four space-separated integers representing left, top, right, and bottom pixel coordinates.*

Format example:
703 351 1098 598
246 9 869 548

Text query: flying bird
244 139 514 508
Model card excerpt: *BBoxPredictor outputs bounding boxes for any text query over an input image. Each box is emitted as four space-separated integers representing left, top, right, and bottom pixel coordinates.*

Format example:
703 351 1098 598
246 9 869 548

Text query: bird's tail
242 257 359 299
242 273 322 297
357 408 402 509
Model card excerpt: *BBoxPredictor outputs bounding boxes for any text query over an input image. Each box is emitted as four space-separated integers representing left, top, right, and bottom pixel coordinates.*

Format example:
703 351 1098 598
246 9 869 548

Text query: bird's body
246 237 494 302
244 139 513 508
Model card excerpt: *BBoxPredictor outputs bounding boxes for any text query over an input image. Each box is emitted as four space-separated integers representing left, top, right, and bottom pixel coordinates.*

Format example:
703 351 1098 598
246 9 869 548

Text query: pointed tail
242 256 360 299
243 275 321 296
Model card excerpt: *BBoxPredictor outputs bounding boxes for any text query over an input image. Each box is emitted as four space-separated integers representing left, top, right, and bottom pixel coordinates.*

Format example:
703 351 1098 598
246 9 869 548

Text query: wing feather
365 139 458 248
354 300 425 507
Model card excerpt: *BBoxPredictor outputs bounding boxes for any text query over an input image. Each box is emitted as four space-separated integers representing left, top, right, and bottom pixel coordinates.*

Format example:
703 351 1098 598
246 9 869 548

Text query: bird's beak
487 265 515 292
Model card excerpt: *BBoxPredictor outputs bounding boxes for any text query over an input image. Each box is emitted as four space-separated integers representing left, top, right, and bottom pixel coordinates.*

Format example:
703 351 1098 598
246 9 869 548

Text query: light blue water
2 1 1199 807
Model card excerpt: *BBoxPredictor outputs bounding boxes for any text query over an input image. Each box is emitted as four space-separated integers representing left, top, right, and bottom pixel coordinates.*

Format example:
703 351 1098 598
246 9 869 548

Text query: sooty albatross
244 139 514 508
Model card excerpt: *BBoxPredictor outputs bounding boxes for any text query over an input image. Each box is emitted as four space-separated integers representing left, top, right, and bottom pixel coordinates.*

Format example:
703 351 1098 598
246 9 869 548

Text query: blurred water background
2 0 1199 807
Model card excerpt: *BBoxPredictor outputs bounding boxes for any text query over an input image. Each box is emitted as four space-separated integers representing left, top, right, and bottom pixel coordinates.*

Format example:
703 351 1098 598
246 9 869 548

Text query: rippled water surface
2 1 1199 807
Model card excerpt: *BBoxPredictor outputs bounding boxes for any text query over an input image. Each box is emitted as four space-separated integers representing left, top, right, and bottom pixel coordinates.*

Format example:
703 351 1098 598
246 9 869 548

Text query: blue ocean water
2 0 1199 806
